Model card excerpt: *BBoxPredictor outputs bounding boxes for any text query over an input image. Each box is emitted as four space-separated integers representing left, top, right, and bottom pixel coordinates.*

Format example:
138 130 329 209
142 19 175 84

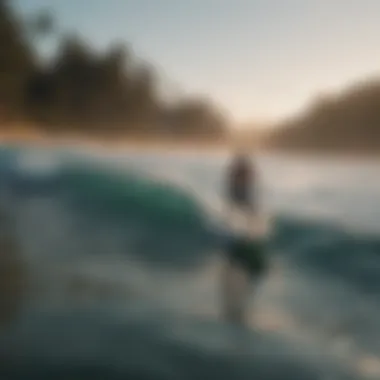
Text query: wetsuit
225 156 265 275
226 156 255 210
222 156 266 324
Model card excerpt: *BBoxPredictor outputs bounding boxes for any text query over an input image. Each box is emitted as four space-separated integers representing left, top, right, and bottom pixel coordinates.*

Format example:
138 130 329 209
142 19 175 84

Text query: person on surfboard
221 151 266 325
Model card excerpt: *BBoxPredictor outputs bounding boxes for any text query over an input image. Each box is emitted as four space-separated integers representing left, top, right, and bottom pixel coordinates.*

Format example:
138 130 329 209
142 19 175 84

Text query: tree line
267 78 380 154
0 0 229 140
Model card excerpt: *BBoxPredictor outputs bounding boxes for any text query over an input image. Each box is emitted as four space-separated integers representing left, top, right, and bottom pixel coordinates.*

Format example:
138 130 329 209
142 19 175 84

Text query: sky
14 0 380 126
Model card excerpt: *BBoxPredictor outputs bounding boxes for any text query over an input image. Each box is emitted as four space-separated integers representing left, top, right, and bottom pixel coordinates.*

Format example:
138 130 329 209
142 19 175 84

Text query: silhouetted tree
268 79 380 153
0 0 34 122
31 11 54 37
1 1 229 140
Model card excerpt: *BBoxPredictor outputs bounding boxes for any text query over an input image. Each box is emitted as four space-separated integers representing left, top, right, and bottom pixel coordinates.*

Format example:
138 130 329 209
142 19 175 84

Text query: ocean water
0 145 379 380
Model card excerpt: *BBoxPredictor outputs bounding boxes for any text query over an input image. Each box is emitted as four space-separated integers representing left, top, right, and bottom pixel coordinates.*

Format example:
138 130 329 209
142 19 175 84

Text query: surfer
221 151 266 325
226 152 256 214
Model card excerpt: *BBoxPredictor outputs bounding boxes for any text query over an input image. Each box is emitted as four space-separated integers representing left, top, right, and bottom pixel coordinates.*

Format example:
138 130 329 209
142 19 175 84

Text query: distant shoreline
0 126 231 155
0 125 379 160
264 147 380 161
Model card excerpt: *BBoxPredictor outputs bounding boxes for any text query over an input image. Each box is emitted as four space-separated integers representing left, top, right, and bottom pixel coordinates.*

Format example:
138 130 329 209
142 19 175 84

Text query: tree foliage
0 1 229 139
0 0 35 122
268 80 380 153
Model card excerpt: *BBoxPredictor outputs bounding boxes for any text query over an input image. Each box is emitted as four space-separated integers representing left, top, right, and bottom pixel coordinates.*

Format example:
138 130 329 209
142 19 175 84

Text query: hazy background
1 0 380 151
13 0 380 124
1 1 380 379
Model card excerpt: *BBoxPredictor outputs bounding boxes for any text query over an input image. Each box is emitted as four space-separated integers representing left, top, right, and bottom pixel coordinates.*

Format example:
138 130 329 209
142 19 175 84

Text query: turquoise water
0 145 379 379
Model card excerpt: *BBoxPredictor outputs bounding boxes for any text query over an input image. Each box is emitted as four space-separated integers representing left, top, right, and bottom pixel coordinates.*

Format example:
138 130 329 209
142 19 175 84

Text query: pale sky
15 0 380 125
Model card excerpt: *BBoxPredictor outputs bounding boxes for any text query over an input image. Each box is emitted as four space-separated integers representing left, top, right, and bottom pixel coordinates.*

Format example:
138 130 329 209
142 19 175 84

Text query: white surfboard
225 207 271 240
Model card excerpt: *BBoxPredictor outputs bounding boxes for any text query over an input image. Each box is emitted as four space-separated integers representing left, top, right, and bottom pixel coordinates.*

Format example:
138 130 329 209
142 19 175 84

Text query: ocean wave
2 148 217 268
1 146 379 276
0 146 379 379
271 216 380 296
0 307 353 380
